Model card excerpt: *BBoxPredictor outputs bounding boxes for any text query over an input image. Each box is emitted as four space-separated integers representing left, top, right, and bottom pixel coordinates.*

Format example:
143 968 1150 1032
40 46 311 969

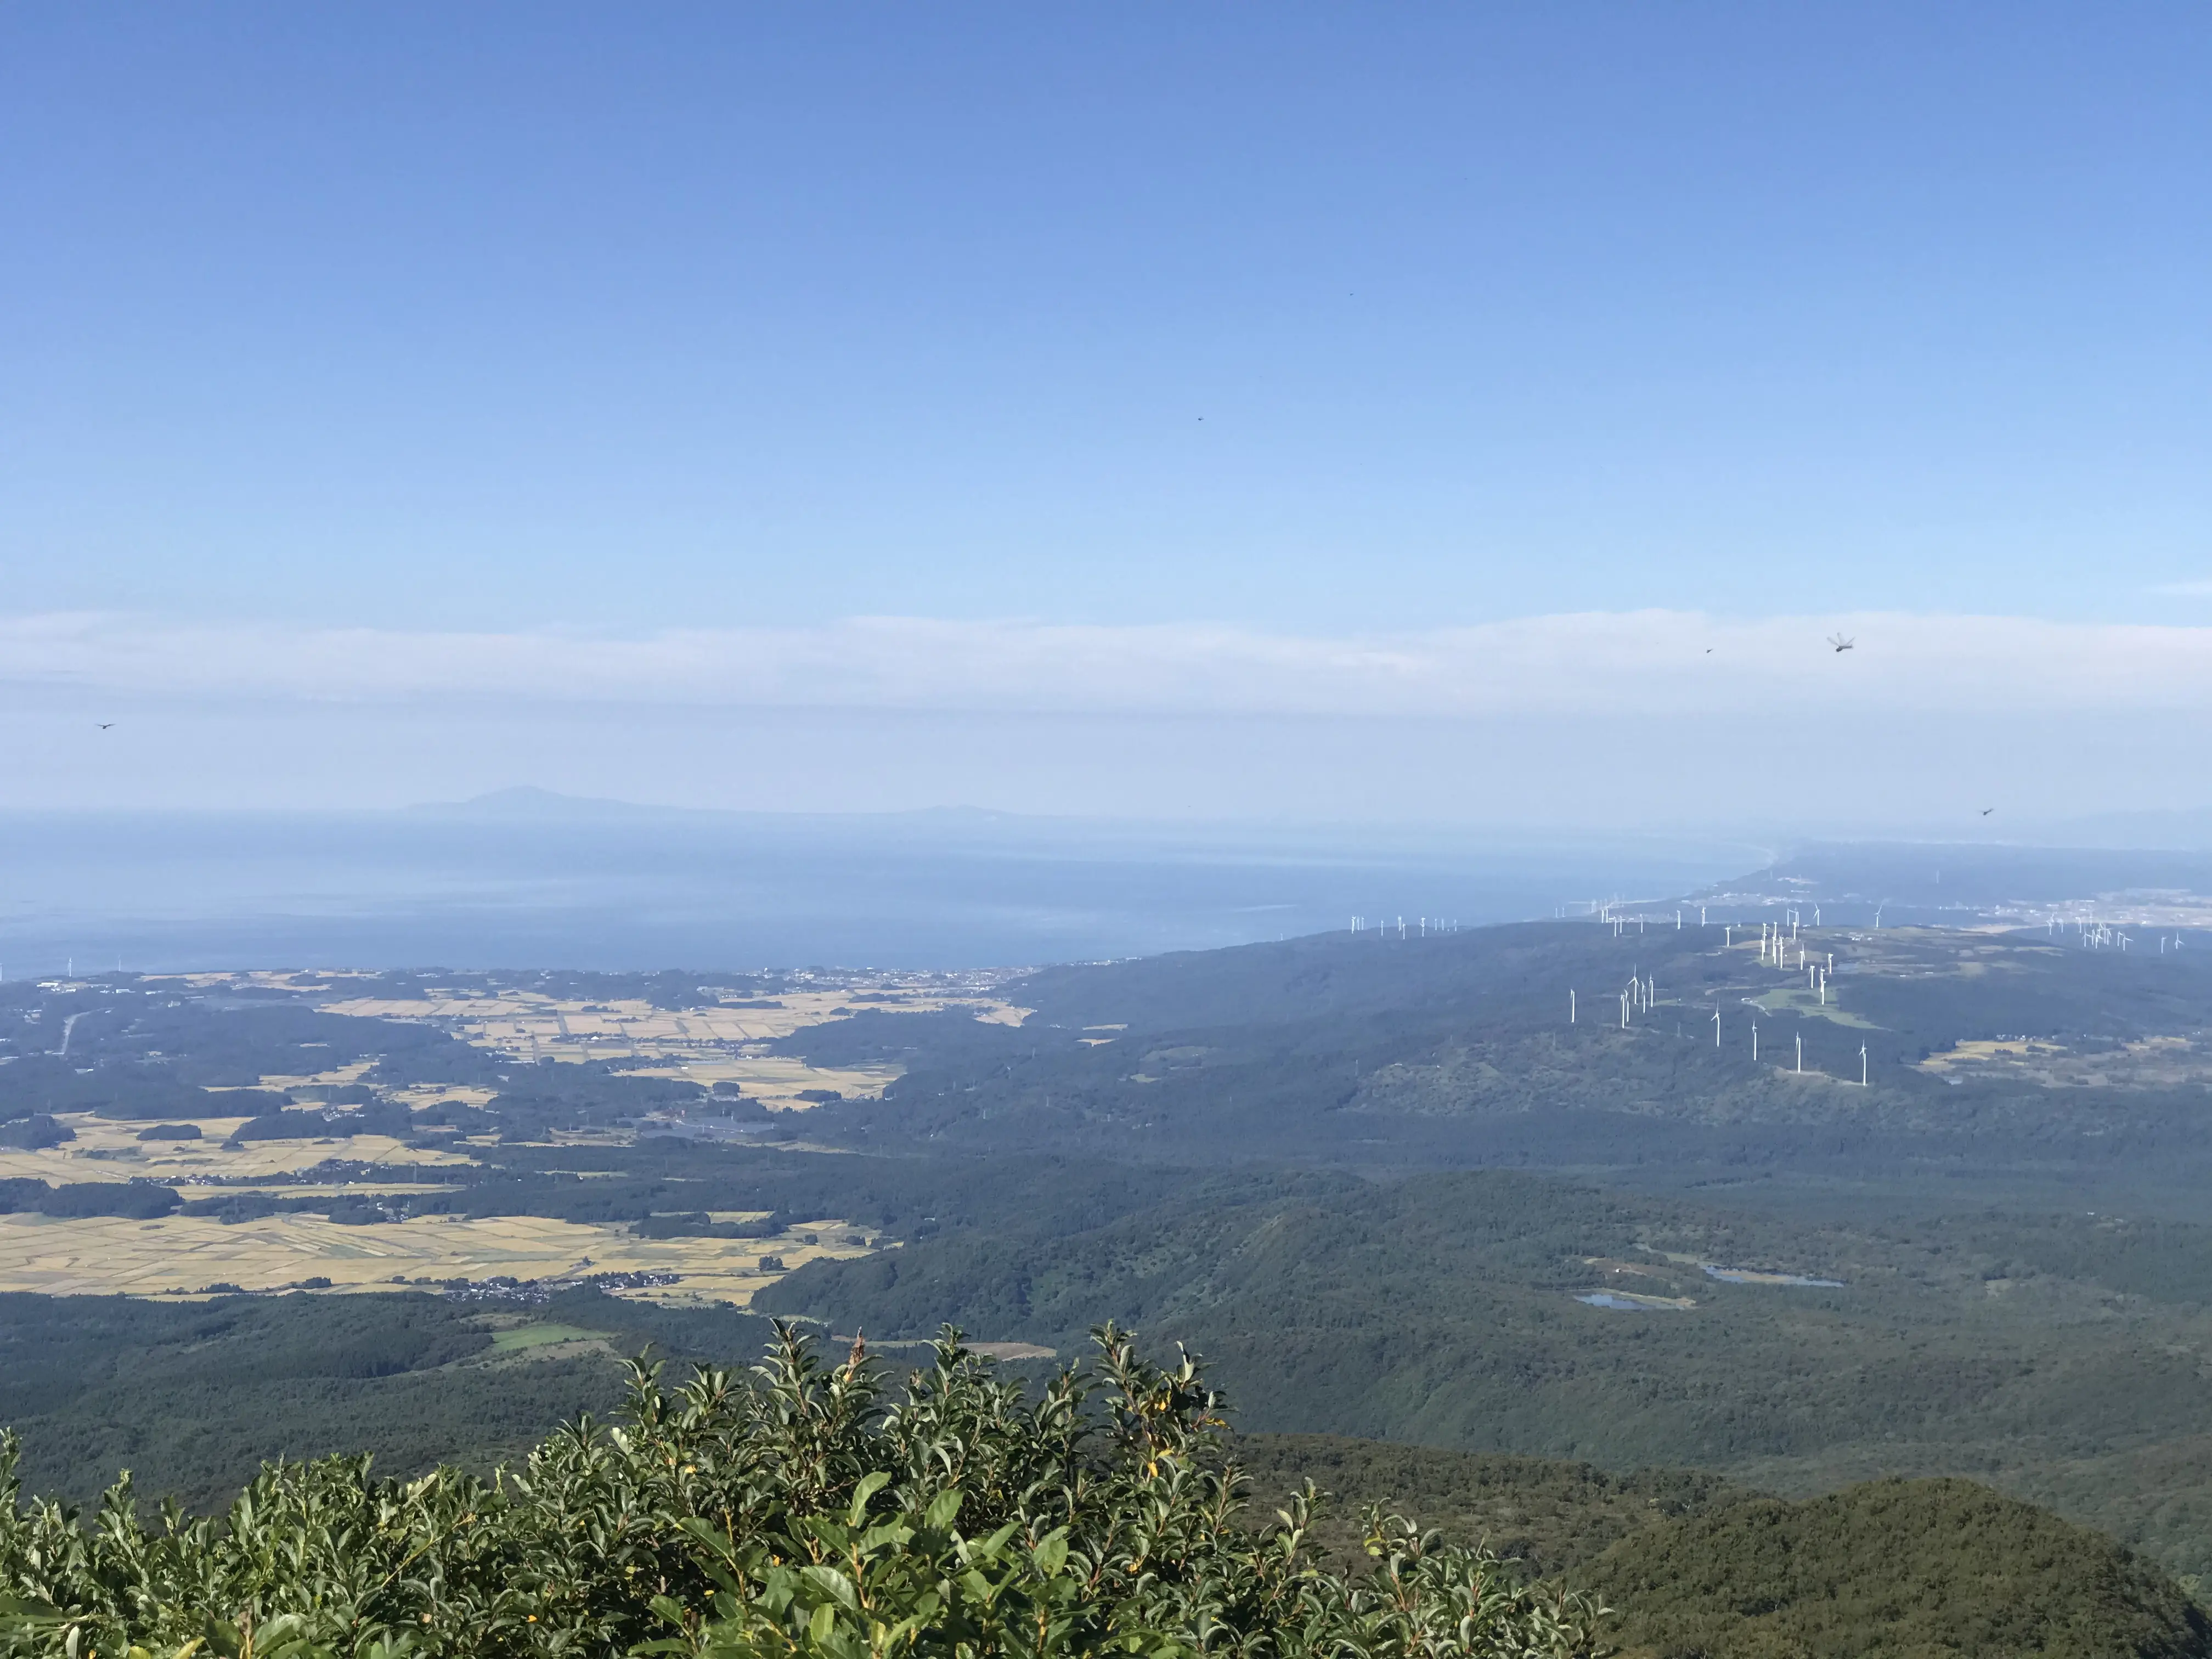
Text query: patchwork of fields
0 970 993 1304
0 1205 874 1305
0 1113 473 1184
212 972 1033 1109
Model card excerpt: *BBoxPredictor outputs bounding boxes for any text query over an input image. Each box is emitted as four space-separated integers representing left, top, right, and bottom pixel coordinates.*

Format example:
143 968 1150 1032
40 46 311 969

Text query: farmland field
294 977 1029 1108
0 1113 472 1184
0 1207 873 1305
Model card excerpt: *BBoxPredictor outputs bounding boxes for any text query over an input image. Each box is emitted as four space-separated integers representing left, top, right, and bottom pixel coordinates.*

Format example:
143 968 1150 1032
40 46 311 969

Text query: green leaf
803 1565 861 1613
679 1515 741 1564
845 1470 891 1526
923 1486 962 1533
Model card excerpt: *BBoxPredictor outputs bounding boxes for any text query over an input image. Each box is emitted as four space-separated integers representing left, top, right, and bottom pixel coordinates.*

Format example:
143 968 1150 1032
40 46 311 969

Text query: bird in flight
1827 633 1855 652
1981 808 1994 816
97 723 115 730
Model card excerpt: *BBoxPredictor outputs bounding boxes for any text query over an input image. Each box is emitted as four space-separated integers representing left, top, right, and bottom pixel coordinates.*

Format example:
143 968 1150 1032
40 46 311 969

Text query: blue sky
3 4 2210 823
6 1 2207 631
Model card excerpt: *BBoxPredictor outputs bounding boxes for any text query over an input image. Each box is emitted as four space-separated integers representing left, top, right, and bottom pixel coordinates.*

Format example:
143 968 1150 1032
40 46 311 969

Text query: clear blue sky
4 2 2207 636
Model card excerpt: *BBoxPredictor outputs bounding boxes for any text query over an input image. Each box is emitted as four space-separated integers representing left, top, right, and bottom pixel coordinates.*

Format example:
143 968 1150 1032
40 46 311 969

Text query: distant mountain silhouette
402 786 687 821
402 788 1035 825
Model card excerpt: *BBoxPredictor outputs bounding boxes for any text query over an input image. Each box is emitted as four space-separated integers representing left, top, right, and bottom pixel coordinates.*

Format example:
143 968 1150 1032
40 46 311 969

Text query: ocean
0 804 1762 973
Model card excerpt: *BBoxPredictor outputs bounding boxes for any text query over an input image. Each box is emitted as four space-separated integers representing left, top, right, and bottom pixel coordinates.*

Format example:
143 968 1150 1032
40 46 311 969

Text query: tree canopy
0 1328 1599 1659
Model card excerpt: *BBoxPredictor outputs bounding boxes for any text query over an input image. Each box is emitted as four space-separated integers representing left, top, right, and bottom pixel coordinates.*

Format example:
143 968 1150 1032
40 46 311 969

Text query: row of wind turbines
2048 915 2191 953
1347 916 1463 939
1567 912 1869 1085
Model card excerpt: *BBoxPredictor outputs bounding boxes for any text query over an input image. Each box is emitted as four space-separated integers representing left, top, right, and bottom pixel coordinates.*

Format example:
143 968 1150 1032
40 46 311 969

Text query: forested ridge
1 1328 2202 1659
787 922 2212 1210
0 1328 1611 1659
12 921 2212 1650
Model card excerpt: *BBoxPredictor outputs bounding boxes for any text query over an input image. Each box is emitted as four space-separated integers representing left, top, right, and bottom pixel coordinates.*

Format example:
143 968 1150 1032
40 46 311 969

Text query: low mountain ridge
1585 1476 2211 1658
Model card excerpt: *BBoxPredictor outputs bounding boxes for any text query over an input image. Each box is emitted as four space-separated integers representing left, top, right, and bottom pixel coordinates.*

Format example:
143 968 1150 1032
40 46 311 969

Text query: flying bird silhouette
1827 634 1855 653
1981 808 1995 816
97 723 115 730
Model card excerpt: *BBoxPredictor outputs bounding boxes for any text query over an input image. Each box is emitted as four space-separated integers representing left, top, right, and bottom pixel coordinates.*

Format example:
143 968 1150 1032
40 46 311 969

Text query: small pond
1702 1265 1846 1287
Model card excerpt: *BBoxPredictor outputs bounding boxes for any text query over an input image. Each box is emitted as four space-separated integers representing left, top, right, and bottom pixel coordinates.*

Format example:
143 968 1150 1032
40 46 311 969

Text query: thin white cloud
7 609 2212 716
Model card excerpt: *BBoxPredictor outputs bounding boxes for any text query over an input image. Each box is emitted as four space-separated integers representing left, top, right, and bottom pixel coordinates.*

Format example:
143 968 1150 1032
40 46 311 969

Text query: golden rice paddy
301 985 1029 1110
0 1209 876 1307
5 974 1005 1306
0 1113 473 1186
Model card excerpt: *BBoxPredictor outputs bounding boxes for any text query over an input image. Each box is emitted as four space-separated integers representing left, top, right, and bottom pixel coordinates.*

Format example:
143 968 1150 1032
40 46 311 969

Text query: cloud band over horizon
7 609 2212 718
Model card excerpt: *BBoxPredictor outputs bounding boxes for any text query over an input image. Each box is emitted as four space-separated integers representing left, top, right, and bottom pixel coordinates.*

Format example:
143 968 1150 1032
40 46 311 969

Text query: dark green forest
753 1166 2212 1582
786 921 2212 1216
1234 1436 2212 1657
0 1288 783 1512
10 916 2212 1649
0 1327 2203 1659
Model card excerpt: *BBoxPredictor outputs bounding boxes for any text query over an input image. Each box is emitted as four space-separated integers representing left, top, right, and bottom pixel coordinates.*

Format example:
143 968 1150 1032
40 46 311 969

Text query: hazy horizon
5 5 2210 837
0 801 1765 974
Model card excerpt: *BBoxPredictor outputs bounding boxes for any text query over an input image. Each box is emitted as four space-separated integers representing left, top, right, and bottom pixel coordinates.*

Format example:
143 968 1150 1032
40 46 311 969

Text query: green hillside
0 1288 782 1510
1233 1436 2212 1658
793 920 2212 1212
2 1329 2203 1659
1232 1434 1739 1576
760 1167 2212 1582
1585 1477 2211 1658
0 1330 1607 1659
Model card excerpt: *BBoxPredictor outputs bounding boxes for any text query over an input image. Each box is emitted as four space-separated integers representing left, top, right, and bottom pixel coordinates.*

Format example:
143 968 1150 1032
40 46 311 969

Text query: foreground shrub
0 1325 1602 1659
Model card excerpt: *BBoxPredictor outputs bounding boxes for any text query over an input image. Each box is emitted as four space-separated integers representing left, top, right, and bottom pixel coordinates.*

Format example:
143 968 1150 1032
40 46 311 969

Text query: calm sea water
0 808 1760 973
